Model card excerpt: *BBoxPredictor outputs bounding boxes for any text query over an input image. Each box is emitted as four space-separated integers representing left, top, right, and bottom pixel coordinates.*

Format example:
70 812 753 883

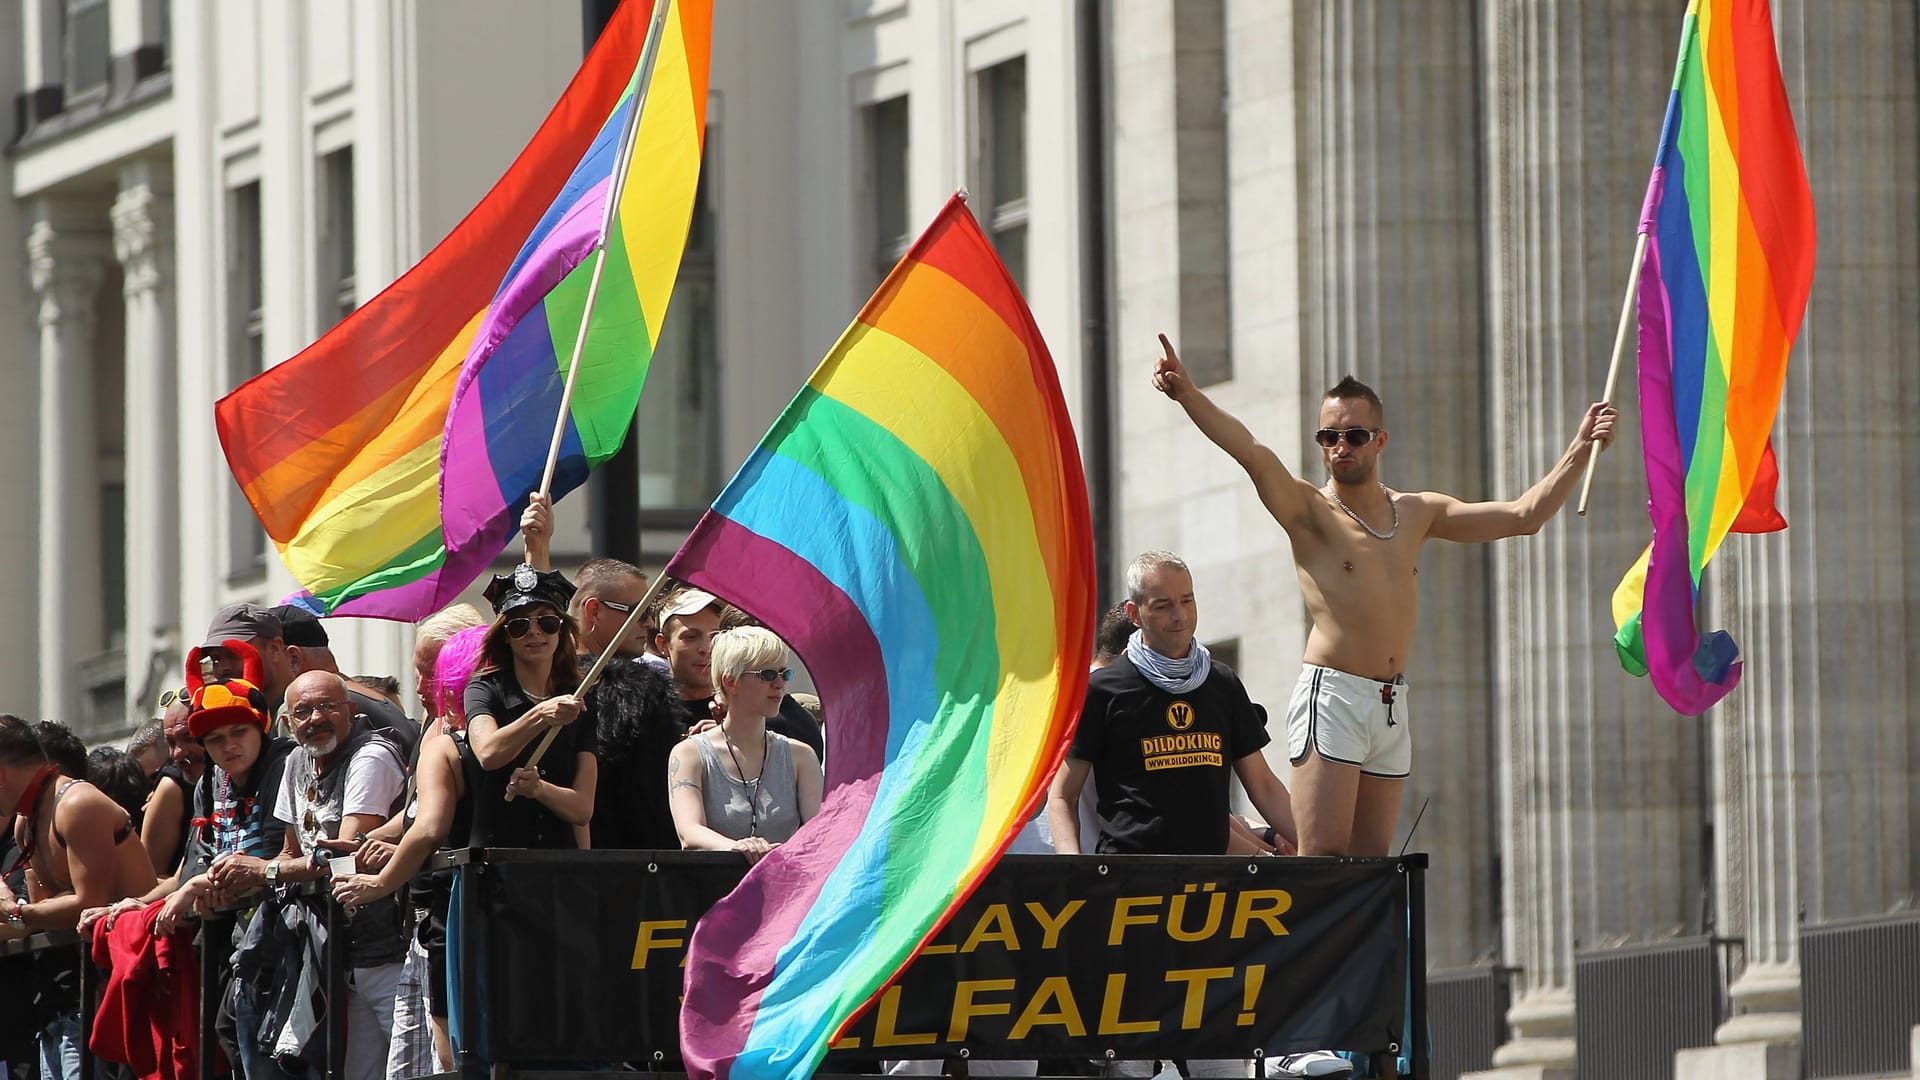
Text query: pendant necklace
724 727 770 837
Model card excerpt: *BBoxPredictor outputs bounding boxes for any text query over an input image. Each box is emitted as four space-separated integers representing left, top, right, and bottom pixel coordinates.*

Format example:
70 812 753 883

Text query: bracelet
1261 826 1278 849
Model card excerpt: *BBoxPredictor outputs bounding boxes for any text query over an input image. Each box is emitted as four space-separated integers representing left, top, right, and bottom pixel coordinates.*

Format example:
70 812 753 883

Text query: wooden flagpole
507 0 674 801
1576 232 1651 517
534 0 673 500
505 571 673 800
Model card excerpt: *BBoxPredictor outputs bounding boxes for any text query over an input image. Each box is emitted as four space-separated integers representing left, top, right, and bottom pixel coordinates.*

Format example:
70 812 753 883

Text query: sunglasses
745 668 794 683
597 598 635 614
158 687 190 710
1314 427 1381 449
507 614 565 639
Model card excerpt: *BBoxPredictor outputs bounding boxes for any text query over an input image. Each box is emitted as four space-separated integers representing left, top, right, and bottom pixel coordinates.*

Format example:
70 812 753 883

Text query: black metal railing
1573 937 1723 1080
1426 966 1509 1080
1801 910 1920 1078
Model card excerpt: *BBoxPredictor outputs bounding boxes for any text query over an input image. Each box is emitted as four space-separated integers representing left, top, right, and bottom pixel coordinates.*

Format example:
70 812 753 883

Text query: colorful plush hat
483 563 576 615
187 678 273 738
185 638 267 696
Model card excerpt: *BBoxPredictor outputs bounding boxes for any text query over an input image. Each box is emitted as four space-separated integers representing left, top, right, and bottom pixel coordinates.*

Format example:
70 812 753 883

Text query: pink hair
433 625 489 730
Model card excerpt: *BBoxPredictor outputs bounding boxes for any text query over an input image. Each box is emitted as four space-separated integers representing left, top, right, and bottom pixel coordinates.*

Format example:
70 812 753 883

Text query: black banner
462 851 1411 1063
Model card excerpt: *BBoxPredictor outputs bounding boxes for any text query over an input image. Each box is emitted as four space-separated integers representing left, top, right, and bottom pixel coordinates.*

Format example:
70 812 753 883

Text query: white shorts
1286 665 1412 779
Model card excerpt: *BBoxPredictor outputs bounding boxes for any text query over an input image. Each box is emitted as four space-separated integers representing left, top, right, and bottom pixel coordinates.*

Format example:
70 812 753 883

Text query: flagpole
505 570 672 801
1576 229 1650 516
1579 10 1694 518
536 0 674 499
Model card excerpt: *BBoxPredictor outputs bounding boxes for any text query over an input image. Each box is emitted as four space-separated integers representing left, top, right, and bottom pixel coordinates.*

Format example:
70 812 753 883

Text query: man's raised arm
1427 402 1617 543
1154 334 1314 529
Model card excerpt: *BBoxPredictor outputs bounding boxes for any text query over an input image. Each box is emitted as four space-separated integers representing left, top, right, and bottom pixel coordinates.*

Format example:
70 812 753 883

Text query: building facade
6 1 1917 1077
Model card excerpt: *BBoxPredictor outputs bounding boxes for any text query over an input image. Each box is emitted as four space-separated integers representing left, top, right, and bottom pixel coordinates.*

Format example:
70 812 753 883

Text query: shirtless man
1152 334 1615 857
0 714 158 1080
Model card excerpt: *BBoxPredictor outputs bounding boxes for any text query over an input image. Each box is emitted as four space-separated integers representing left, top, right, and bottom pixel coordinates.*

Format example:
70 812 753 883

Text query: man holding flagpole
1150 335 1615 861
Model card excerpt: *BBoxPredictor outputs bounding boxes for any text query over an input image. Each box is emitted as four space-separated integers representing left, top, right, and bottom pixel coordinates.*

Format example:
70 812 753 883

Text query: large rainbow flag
670 195 1095 1080
216 0 710 620
1610 0 1815 716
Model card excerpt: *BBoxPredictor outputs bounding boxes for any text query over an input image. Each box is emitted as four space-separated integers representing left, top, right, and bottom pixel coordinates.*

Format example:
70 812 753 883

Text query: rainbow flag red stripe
1611 0 1815 714
670 196 1095 1080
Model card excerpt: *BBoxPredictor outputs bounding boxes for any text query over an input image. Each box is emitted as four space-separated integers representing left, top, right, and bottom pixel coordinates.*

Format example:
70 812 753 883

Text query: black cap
269 605 330 648
202 603 283 649
483 564 577 615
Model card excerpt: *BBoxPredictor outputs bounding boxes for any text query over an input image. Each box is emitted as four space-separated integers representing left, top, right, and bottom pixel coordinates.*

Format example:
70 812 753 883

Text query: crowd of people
0 357 1611 1080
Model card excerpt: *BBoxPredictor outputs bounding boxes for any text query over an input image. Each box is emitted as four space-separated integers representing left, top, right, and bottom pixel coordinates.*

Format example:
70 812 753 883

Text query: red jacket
89 901 204 1080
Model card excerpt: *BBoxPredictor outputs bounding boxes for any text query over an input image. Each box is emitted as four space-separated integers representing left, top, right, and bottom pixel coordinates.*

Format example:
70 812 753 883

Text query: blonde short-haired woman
667 626 823 863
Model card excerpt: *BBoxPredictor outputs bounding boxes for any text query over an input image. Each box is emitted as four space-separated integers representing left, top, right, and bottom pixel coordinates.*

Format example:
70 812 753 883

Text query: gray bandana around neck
1125 629 1212 694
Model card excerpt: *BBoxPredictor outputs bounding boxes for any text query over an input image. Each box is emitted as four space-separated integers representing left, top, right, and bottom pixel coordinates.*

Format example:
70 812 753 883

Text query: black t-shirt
462 670 599 849
1067 658 1270 856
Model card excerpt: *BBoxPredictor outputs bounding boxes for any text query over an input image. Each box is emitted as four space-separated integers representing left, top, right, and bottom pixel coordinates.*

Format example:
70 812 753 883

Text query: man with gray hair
1048 551 1313 1077
1049 551 1297 858
209 671 411 1080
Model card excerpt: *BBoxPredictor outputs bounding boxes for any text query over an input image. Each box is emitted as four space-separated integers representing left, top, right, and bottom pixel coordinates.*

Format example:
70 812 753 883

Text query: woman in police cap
460 564 599 849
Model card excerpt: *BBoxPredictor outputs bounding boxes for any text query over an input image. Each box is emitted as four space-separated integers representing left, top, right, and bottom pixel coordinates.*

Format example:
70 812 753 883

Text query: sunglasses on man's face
1314 427 1381 449
745 668 794 683
506 614 565 639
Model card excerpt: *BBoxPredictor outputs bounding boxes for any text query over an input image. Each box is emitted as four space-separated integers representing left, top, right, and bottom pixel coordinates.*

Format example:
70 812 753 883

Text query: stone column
1283 0 1494 969
1682 4 1920 1078
1472 3 1705 1077
28 206 110 729
113 160 180 719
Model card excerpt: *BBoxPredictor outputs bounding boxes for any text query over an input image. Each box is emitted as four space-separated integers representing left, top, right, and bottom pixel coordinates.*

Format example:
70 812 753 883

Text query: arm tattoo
669 779 701 795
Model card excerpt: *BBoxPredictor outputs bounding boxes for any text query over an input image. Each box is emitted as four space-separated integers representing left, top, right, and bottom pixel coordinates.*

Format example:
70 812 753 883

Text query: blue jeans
231 983 298 1080
38 1009 82 1080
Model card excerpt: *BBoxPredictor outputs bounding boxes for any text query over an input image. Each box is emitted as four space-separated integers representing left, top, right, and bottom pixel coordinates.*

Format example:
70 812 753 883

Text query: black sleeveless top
457 671 595 850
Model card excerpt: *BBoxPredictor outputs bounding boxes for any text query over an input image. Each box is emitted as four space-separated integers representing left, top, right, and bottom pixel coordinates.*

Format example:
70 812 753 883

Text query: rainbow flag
1610 0 1815 715
216 0 710 620
670 195 1094 1080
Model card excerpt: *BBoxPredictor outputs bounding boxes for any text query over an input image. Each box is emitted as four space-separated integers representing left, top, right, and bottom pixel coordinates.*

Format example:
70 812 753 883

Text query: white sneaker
1263 1051 1353 1079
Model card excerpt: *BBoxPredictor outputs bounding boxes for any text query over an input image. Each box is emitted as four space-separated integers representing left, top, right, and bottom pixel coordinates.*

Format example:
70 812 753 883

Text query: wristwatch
264 860 281 885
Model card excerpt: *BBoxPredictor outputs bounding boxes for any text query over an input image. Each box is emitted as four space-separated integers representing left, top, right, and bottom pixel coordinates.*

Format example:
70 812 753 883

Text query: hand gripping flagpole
1579 19 1691 518
535 0 673 501
508 0 673 802
1575 227 1651 517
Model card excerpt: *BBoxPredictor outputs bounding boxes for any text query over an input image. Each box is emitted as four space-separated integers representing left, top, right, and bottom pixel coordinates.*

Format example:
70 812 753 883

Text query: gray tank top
693 729 803 843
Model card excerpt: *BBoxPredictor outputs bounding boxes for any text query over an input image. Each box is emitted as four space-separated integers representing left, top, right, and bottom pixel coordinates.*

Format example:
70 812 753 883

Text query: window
974 58 1028 290
317 148 356 327
863 95 911 286
634 144 719 519
227 182 267 578
63 0 110 97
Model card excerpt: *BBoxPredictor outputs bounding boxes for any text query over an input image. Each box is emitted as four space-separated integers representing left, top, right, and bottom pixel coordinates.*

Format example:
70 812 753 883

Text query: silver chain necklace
1326 482 1398 540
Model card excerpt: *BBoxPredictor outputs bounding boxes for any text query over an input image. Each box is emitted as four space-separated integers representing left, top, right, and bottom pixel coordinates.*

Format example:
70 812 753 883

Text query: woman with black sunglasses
459 564 600 850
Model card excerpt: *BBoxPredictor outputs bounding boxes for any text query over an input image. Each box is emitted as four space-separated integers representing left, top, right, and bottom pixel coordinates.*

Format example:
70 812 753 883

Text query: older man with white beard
209 671 411 1080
